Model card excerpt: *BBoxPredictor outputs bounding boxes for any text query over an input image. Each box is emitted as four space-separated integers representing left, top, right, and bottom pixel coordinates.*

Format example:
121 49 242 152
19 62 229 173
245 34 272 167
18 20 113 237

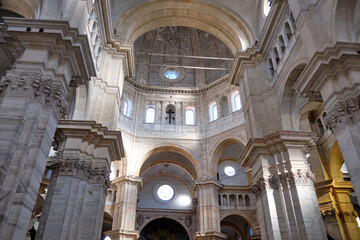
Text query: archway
139 218 190 240
221 214 253 240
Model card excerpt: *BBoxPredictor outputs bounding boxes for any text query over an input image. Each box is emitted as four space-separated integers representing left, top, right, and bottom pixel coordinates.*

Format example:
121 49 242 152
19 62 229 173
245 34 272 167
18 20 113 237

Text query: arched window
263 0 272 17
145 106 155 123
209 101 218 122
185 107 195 125
231 91 242 111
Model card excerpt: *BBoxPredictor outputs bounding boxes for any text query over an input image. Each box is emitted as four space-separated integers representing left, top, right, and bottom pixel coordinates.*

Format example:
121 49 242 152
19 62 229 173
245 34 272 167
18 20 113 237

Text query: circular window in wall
164 68 180 80
224 165 236 177
158 63 185 83
156 184 175 201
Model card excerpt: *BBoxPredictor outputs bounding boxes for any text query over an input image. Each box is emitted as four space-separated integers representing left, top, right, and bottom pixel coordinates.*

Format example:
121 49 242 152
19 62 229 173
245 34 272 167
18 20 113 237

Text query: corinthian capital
324 96 360 135
0 72 69 118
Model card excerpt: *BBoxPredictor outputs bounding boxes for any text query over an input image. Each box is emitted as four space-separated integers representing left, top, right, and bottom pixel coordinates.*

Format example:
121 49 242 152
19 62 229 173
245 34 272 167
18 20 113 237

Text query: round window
156 184 174 201
164 68 180 80
224 165 236 177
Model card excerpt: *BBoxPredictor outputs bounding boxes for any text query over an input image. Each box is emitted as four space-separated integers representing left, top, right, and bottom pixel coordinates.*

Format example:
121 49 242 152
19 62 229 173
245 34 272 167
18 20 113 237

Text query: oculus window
164 68 180 80
224 165 236 177
156 184 174 201
145 106 155 123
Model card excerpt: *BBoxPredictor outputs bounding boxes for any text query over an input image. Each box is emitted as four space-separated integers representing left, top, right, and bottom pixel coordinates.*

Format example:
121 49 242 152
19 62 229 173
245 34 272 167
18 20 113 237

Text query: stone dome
134 26 234 87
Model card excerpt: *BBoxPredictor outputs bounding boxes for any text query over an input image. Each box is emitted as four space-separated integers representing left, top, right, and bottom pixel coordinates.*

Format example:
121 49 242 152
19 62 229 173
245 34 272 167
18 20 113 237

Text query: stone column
241 131 327 240
106 176 142 240
35 160 110 240
0 18 95 240
35 120 124 240
194 179 227 240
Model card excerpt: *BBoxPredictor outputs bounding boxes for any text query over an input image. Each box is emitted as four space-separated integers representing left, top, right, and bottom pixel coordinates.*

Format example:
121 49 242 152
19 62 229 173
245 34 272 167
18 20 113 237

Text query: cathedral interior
0 0 360 240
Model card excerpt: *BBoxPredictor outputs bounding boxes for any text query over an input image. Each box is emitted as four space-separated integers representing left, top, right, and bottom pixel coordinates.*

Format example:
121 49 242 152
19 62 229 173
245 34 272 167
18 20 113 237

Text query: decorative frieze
324 96 360 135
50 159 110 192
0 72 69 118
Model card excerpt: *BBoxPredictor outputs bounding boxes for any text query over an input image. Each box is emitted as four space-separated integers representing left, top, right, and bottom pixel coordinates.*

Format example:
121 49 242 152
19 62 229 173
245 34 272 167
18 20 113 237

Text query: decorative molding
125 75 229 95
252 177 267 199
50 159 110 192
0 72 69 118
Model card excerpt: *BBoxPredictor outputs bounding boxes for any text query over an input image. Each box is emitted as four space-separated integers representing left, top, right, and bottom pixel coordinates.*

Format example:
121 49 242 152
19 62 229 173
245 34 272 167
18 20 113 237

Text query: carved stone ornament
324 96 360 135
178 216 192 227
136 214 150 227
293 169 314 185
279 172 294 189
0 72 69 118
50 159 110 192
252 177 267 199
268 175 279 191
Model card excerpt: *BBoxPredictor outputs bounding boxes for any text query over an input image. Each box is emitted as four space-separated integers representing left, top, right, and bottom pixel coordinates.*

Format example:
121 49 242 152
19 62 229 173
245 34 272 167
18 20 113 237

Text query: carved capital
324 97 360 135
252 177 267 199
0 72 69 118
50 159 110 192
292 169 314 186
268 175 279 191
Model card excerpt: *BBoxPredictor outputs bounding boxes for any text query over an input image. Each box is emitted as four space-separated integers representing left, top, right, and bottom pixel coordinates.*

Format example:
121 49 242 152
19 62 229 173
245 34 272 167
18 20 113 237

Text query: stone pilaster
322 95 360 203
0 18 95 240
106 176 142 240
35 120 123 240
194 178 227 240
241 131 327 240
35 160 110 240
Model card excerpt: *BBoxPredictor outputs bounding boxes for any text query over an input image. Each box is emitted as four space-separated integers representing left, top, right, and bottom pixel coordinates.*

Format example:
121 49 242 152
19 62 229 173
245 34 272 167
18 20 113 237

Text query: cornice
1 18 96 81
240 131 318 168
125 75 229 95
293 42 360 101
56 119 125 160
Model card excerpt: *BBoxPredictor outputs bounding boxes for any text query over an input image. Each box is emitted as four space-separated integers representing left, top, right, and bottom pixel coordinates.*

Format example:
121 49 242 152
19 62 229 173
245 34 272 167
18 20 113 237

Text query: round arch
329 141 345 181
135 145 198 178
280 63 308 131
210 137 246 177
220 213 254 228
139 217 190 240
114 1 255 53
220 214 254 240
0 0 39 18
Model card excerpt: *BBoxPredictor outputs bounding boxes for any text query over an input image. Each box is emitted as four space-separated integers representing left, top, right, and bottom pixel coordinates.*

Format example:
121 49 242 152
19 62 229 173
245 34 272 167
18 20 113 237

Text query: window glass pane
186 110 195 125
234 94 241 110
213 105 218 120
123 101 128 115
145 107 155 123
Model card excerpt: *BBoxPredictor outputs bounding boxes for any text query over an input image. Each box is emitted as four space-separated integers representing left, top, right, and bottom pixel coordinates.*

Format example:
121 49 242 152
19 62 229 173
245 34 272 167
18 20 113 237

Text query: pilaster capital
50 159 110 193
324 96 360 135
0 72 69 118
112 175 143 188
194 178 223 191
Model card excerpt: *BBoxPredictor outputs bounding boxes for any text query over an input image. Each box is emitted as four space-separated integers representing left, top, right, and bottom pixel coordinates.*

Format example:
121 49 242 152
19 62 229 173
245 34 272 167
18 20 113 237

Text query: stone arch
280 64 308 131
0 0 39 18
220 214 255 240
210 137 246 177
114 1 255 53
332 0 360 43
135 145 198 179
138 217 191 239
329 141 345 181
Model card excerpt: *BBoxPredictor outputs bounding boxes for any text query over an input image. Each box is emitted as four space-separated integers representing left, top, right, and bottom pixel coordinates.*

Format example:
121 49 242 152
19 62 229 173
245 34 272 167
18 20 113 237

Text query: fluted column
35 160 110 240
106 176 142 240
194 178 227 240
241 131 327 240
